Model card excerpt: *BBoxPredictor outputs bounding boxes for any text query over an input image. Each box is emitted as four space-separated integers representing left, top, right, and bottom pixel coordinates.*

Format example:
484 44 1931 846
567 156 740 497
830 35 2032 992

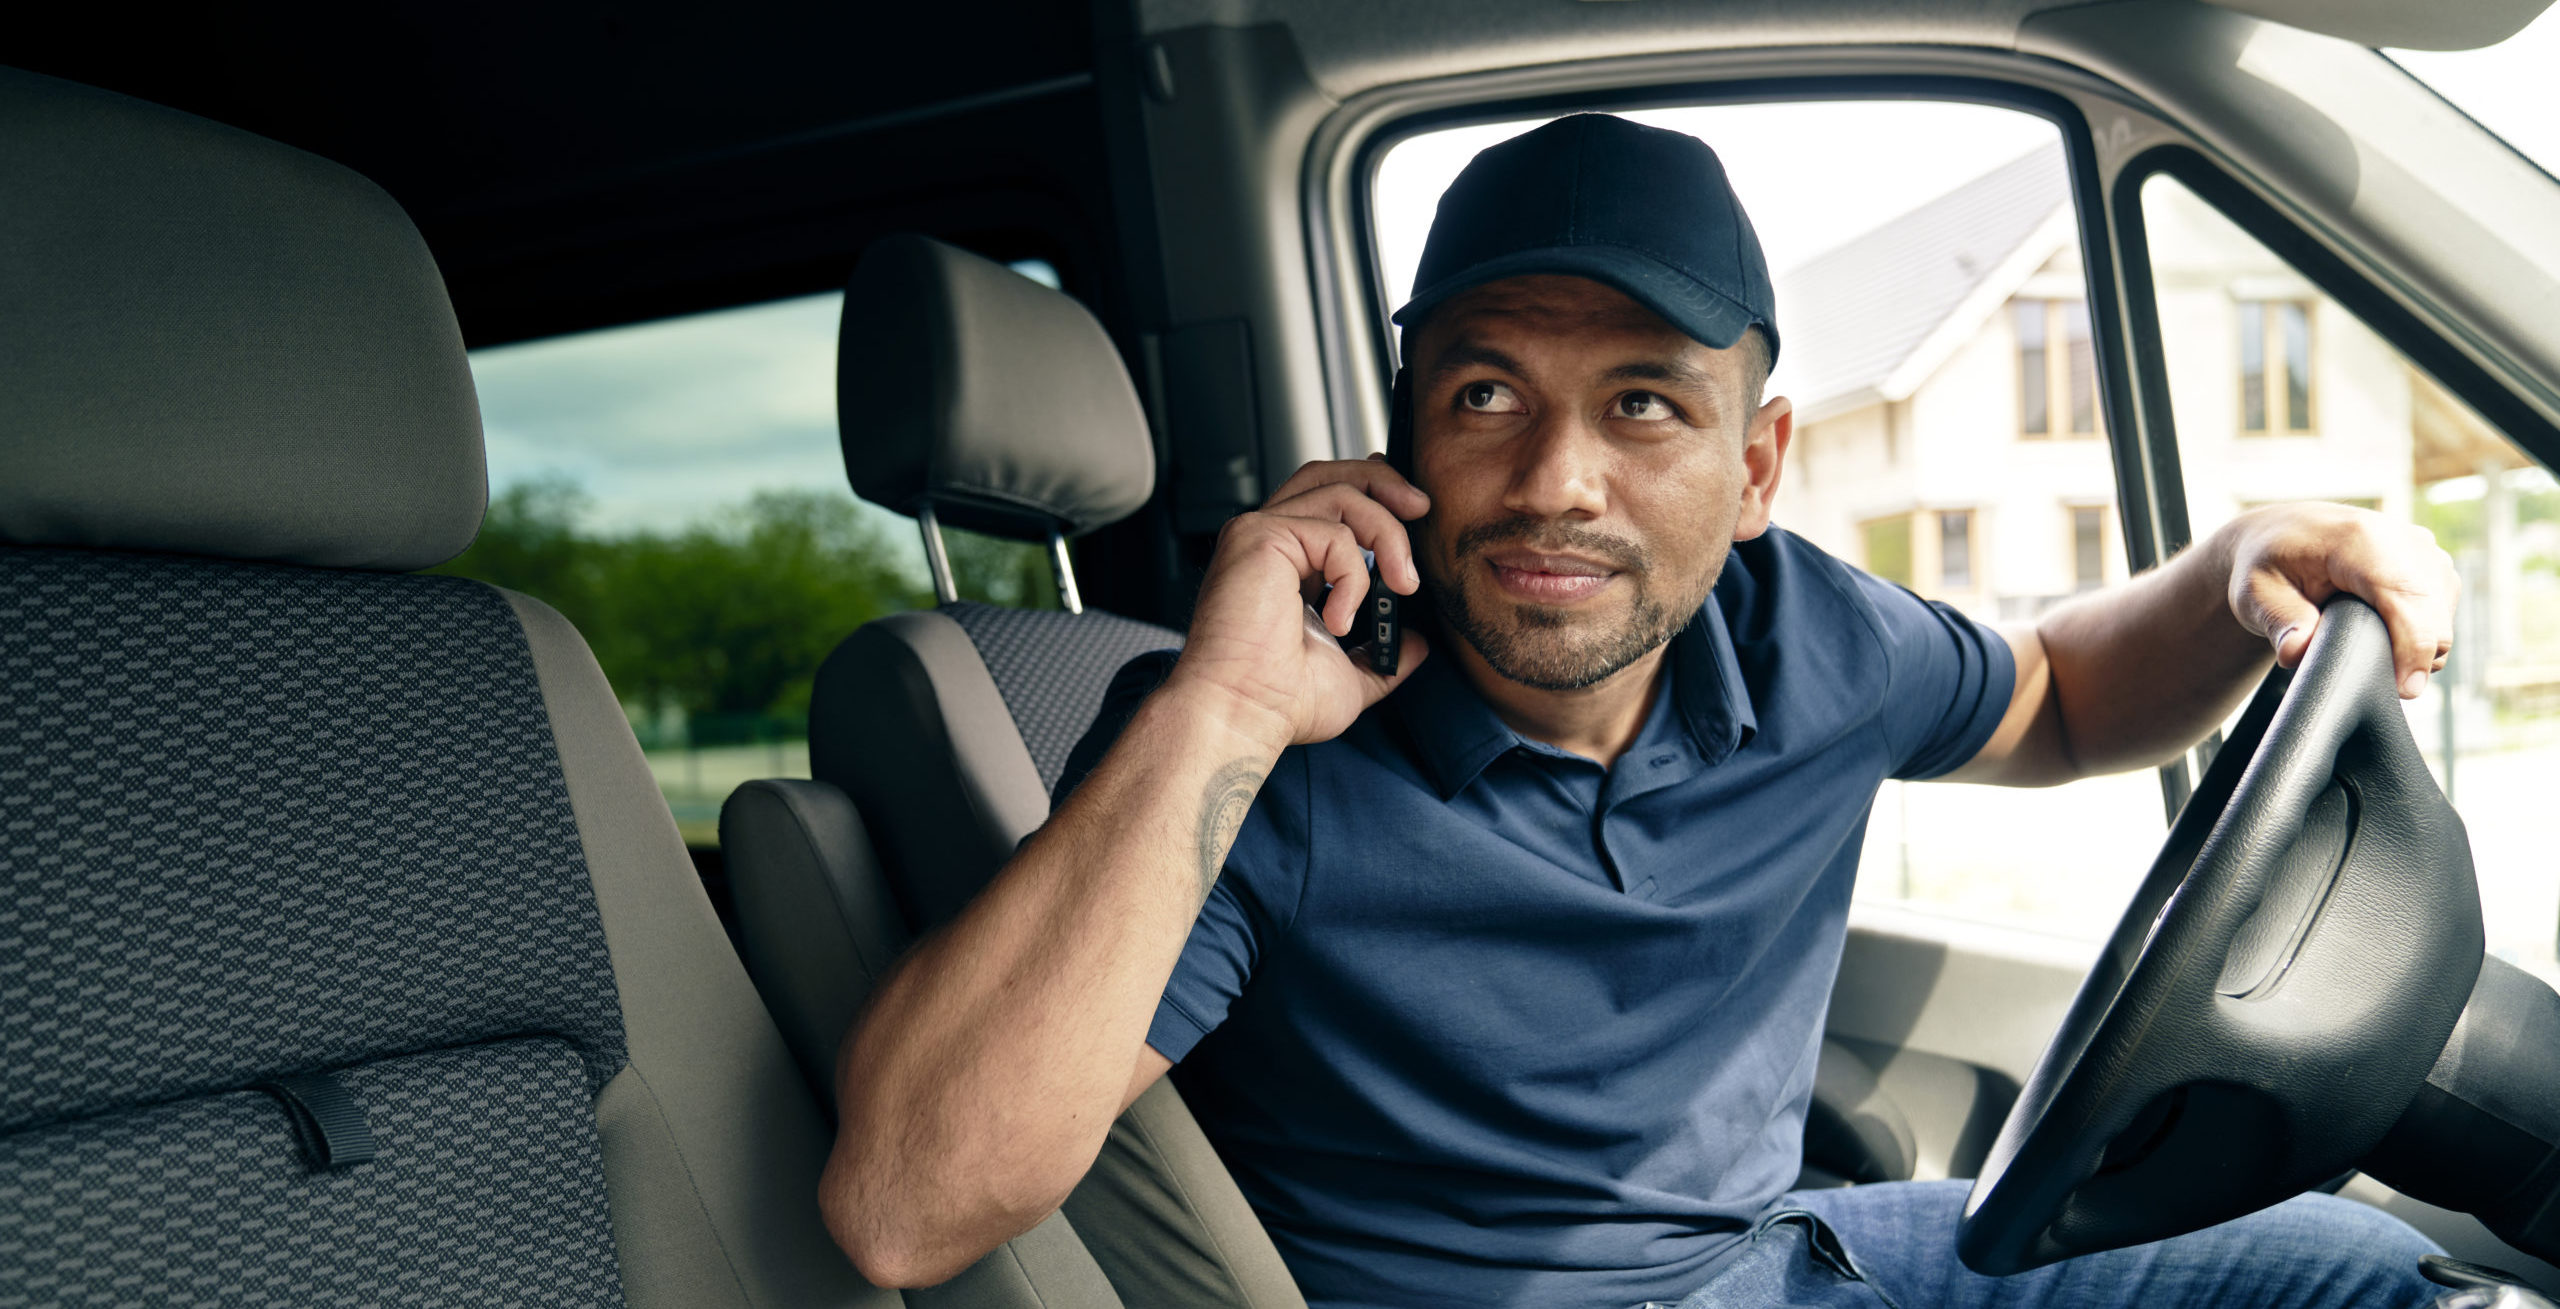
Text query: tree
437 480 931 737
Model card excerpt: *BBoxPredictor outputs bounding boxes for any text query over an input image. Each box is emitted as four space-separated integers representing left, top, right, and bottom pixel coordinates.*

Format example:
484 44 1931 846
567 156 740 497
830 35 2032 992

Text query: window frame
2112 146 2560 513
1300 36 2560 939
1938 508 1977 592
1311 60 2282 824
2111 145 2560 799
2017 297 2101 441
2235 295 2318 437
1325 68 2163 557
2068 501 2111 593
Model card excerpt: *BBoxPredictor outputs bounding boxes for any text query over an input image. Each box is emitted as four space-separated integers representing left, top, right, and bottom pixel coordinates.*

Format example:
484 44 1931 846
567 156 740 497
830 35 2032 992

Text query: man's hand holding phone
1163 457 1433 755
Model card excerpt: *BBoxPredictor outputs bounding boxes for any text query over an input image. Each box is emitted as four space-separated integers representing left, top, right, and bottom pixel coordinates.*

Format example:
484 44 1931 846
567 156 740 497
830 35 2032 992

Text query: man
822 115 2457 1306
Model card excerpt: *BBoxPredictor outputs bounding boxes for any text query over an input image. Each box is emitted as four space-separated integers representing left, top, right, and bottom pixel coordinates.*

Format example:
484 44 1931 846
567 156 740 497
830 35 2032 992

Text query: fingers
1264 458 1430 521
2370 583 2458 700
2341 521 2456 699
2237 568 2324 670
1212 509 1371 637
1263 482 1424 594
2237 511 2460 698
1297 518 1371 637
1353 624 1432 702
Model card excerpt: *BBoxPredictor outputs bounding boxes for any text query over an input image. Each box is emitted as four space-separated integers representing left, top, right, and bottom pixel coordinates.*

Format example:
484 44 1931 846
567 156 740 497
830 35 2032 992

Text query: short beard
1425 519 1706 692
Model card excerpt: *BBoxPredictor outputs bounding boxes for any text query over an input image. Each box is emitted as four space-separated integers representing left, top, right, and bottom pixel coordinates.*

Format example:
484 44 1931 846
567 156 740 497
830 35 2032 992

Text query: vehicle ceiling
5 2 1106 347
7 0 2544 349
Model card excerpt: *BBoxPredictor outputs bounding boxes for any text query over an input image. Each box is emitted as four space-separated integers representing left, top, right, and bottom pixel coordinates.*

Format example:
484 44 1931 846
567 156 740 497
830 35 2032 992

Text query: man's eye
1615 391 1675 421
1460 381 1522 413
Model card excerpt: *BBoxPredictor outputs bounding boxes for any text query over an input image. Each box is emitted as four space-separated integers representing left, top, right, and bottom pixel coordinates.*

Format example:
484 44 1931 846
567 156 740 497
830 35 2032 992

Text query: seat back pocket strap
255 1071 377 1171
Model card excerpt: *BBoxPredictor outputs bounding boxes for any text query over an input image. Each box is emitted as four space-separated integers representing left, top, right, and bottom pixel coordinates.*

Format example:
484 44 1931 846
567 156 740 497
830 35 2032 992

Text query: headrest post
918 503 959 606
1047 528 1084 616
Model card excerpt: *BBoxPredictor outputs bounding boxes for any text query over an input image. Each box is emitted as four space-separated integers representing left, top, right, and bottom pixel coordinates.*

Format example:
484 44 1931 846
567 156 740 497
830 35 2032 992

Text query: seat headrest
838 235 1153 540
0 68 485 572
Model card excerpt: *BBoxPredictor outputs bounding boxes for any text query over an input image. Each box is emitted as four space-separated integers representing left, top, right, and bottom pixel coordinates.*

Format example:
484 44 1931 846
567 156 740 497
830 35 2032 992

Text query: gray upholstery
944 602 1188 793
808 609 1059 930
0 68 484 572
506 592 882 1308
838 235 1153 541
797 602 1304 1309
809 604 1184 930
0 553 622 1134
0 67 1122 1309
519 592 1129 1309
717 764 1298 1309
0 551 625 1305
737 228 1299 1309
717 779 1127 1309
2 1039 621 1306
1068 1083 1308 1309
719 779 911 1112
1801 1039 1920 1187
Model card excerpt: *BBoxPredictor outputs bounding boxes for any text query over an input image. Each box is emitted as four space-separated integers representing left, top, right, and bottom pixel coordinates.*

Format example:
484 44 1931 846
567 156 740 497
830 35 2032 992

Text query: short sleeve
1146 746 1308 1062
1845 570 2018 780
1050 651 1308 1064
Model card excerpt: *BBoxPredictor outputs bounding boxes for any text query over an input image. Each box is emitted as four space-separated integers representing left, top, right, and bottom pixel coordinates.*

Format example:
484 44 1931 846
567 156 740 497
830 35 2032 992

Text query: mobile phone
1335 367 1416 676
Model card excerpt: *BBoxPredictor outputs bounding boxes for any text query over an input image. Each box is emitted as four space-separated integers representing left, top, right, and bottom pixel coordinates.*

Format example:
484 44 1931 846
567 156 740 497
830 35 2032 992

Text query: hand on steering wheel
1958 596 2482 1274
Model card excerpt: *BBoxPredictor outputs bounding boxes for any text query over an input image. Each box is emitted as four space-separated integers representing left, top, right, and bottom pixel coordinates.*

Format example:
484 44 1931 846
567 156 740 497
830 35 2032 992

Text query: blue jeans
1655 1180 2442 1308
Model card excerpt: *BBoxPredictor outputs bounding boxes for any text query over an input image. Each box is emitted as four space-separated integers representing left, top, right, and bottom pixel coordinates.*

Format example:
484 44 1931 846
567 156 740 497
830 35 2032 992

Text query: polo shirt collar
1394 599 1758 800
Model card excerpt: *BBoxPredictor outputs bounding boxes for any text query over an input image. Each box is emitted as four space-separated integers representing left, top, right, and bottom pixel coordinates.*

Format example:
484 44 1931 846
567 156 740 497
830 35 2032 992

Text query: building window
2072 506 2105 592
2239 299 2315 434
1939 510 1974 590
1862 513 1913 588
2017 299 2098 439
2017 302 2048 436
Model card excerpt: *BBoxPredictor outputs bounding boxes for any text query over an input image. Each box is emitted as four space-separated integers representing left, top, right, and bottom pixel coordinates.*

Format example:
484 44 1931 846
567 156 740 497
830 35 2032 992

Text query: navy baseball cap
1392 114 1780 363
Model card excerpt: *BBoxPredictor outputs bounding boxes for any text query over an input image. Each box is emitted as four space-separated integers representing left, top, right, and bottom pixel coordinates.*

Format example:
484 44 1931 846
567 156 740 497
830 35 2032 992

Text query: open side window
439 269 1070 850
1364 93 2191 943
2116 149 2560 987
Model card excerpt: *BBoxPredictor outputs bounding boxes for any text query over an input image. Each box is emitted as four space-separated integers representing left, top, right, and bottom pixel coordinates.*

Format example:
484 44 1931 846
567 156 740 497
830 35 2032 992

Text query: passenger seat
724 235 1303 1307
0 69 1116 1309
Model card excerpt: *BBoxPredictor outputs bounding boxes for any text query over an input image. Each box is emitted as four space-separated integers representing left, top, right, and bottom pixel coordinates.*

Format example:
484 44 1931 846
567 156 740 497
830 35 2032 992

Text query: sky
1372 101 2061 404
2388 5 2560 182
472 291 846 534
471 22 2556 537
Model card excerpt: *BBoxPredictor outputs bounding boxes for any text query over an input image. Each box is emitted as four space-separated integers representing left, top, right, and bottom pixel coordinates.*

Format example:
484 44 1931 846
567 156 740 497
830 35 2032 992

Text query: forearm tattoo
1195 759 1262 900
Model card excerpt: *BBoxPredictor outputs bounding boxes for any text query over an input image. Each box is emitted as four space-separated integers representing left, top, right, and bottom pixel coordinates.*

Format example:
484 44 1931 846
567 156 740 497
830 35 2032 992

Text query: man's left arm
1946 502 2459 787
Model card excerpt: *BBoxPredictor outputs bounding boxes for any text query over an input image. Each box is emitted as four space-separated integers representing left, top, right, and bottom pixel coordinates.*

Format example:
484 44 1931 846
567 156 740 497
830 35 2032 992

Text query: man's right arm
819 458 1431 1288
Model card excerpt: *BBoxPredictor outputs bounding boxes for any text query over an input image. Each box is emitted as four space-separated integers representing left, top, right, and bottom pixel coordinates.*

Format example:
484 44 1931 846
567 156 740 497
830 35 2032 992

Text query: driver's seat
723 235 1303 1308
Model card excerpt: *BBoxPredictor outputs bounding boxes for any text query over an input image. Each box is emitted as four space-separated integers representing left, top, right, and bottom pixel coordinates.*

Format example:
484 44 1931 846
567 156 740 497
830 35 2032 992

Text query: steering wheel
1958 596 2483 1275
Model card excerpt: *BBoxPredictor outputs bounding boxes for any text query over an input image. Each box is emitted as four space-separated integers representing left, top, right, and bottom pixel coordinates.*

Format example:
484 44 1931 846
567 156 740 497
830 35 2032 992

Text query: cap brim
1391 244 1777 362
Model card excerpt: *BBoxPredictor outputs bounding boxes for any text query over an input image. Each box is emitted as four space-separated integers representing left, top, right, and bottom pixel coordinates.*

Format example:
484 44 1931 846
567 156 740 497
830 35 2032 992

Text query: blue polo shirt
1057 527 2014 1309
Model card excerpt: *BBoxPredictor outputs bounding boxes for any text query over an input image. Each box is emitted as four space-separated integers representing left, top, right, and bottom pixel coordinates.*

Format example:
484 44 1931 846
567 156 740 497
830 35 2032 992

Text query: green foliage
943 527 1062 611
2415 483 2560 565
435 480 963 734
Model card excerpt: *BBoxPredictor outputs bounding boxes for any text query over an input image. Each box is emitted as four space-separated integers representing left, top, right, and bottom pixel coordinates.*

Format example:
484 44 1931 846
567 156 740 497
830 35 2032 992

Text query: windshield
2385 6 2560 180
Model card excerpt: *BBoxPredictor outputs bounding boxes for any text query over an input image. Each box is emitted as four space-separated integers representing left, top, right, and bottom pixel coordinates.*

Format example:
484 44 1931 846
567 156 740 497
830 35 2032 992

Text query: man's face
1406 274 1789 692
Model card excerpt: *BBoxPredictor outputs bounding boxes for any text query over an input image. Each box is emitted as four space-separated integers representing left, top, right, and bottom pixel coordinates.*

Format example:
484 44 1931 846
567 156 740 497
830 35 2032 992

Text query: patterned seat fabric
1 66 1130 1309
941 601 1183 794
0 550 629 1306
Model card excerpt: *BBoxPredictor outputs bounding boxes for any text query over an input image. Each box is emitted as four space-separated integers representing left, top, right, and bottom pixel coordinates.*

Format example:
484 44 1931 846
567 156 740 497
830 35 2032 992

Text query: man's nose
1500 409 1608 521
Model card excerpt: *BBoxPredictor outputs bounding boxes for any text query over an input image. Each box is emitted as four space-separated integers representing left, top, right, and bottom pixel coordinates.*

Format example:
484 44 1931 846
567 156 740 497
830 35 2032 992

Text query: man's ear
1731 395 1792 542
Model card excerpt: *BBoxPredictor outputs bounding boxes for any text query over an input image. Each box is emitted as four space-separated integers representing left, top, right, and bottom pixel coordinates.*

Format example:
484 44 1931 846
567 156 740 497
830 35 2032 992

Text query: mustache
1447 518 1651 575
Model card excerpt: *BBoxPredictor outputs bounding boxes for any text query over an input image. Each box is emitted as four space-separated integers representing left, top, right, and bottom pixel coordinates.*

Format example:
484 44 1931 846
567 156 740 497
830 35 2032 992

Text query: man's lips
1483 551 1620 604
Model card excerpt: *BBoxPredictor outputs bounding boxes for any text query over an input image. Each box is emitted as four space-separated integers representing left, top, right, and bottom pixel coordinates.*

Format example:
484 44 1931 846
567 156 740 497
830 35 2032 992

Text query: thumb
2238 569 2321 668
1353 626 1433 707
